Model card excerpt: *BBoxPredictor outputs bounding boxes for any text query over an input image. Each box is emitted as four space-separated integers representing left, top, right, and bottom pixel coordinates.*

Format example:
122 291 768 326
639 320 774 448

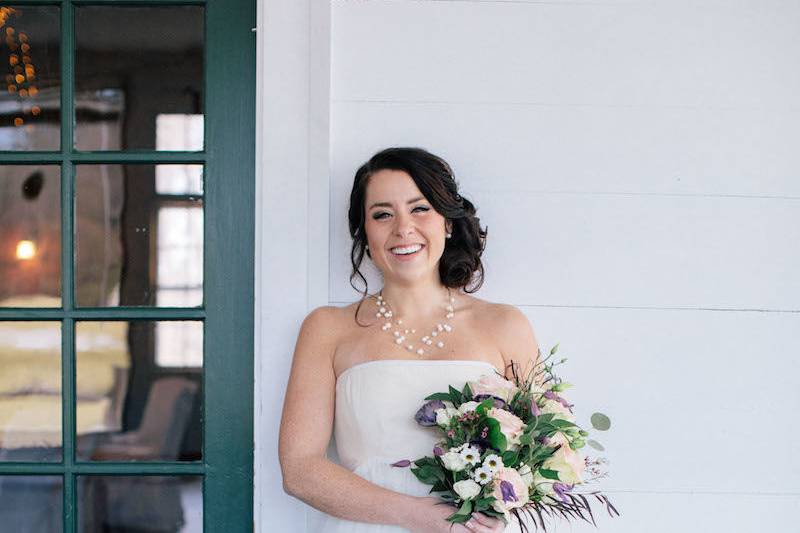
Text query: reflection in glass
74 6 204 151
0 165 61 307
0 321 61 462
75 164 203 307
156 162 202 196
0 476 63 532
76 321 202 462
78 476 201 533
0 6 60 151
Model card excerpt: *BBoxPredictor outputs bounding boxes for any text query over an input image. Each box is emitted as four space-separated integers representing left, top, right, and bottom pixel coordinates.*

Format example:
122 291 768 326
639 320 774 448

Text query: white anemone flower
482 453 504 473
459 445 481 466
472 465 494 485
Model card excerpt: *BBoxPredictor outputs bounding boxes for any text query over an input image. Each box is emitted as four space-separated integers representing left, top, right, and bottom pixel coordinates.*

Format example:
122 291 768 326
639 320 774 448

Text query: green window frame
0 0 255 531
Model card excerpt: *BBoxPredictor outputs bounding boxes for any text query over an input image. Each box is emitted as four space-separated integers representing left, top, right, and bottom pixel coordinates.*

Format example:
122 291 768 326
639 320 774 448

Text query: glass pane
0 165 60 307
76 321 202 462
78 476 201 532
156 164 203 195
75 164 203 307
0 6 60 151
74 6 204 151
0 476 63 531
0 321 61 462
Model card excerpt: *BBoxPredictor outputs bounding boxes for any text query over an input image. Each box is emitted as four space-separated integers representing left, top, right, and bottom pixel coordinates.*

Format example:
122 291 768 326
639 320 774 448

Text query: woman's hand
463 512 506 533
404 497 505 533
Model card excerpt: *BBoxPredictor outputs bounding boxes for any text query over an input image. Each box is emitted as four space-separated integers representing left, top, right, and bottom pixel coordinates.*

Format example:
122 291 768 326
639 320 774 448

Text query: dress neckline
336 358 501 383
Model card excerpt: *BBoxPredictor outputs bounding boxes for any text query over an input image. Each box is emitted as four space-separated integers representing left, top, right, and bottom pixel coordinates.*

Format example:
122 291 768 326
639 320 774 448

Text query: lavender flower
473 394 508 410
414 400 445 426
500 480 518 502
544 390 573 410
553 482 574 503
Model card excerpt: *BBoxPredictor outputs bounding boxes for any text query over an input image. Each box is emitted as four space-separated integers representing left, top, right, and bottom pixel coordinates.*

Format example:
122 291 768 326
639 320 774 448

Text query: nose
393 211 415 238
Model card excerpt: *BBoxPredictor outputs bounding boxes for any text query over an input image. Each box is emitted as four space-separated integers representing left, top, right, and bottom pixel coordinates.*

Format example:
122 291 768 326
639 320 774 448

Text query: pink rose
470 374 518 403
490 467 529 515
487 407 526 450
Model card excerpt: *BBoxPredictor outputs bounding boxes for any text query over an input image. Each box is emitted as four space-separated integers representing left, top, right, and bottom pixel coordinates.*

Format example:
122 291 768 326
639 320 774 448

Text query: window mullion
61 2 75 533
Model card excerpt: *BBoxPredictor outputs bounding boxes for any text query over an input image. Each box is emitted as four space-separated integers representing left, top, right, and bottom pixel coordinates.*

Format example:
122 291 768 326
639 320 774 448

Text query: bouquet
392 344 618 530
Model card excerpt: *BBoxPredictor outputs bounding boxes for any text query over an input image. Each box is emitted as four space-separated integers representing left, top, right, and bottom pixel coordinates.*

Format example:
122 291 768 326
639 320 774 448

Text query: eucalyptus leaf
587 439 605 451
591 413 611 431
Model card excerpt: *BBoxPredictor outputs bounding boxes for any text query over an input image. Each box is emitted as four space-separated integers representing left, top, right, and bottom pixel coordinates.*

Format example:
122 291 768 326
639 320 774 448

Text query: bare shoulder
481 301 541 378
297 304 350 351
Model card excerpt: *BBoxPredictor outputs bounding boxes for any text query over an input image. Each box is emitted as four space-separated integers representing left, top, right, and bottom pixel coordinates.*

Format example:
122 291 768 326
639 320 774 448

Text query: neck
379 277 451 323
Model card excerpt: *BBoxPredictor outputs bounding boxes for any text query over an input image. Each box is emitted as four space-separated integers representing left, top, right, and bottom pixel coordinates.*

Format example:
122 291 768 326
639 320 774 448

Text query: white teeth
391 244 423 255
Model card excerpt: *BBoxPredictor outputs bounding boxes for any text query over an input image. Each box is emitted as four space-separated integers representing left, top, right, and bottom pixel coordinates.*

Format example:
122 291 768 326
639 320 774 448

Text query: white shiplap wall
323 0 800 531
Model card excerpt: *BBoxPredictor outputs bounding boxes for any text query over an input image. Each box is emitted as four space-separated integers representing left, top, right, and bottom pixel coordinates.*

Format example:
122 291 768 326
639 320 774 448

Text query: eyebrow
368 196 426 210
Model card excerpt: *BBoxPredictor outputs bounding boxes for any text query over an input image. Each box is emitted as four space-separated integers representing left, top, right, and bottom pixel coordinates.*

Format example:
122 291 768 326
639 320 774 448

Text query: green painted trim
0 153 64 162
71 151 207 163
203 0 255 530
0 151 205 163
0 0 256 530
0 462 204 475
0 308 206 319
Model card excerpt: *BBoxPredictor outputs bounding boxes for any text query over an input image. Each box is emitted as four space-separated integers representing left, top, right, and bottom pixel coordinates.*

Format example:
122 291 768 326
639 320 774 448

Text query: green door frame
0 1 255 531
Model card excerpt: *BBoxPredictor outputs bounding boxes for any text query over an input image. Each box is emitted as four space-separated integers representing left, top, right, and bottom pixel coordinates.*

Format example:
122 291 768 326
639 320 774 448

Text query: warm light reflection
15 239 36 260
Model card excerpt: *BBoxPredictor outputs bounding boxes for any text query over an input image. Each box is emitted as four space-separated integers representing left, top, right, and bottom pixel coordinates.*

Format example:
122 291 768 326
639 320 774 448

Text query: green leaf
502 450 520 467
414 457 439 468
454 499 473 517
462 382 473 401
538 468 560 481
549 343 560 355
446 499 474 523
550 419 577 429
475 398 494 416
424 392 453 401
449 385 463 404
591 412 611 431
485 417 507 452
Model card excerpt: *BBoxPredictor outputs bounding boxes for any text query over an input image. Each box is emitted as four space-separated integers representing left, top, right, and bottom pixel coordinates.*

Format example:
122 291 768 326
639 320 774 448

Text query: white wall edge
254 0 331 530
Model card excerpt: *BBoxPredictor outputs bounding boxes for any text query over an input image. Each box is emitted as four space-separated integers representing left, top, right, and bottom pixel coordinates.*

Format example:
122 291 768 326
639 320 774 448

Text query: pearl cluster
376 290 456 357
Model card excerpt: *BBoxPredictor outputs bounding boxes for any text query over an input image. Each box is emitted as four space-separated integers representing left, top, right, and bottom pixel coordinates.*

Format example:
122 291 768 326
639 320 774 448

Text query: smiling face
364 169 451 284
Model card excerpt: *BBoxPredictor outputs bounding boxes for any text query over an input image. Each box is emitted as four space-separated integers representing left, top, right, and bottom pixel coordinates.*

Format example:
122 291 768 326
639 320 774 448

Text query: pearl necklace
375 288 456 357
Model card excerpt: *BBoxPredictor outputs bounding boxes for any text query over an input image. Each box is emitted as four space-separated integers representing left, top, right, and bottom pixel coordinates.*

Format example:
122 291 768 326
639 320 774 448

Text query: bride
279 147 541 533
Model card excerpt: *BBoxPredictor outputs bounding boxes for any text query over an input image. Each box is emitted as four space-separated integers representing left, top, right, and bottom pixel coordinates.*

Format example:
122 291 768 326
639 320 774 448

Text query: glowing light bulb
16 240 36 260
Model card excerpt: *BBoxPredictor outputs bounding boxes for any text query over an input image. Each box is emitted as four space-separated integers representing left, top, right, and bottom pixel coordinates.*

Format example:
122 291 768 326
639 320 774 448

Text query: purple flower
391 459 411 468
500 480 518 503
544 391 573 410
473 394 508 410
414 400 445 426
530 399 540 416
552 482 573 503
433 446 444 456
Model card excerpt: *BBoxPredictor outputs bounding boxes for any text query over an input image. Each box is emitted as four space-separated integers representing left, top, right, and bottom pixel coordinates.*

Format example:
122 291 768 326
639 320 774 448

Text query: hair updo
348 147 488 320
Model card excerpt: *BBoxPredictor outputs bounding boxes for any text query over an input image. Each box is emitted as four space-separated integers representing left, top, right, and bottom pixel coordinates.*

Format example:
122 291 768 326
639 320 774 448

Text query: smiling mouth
390 243 424 256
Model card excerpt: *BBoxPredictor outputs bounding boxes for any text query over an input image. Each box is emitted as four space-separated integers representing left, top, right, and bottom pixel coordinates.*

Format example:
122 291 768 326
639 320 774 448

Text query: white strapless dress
319 359 525 533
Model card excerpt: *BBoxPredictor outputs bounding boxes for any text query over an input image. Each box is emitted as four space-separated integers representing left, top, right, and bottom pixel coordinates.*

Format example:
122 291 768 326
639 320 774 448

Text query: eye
413 206 430 213
372 212 389 220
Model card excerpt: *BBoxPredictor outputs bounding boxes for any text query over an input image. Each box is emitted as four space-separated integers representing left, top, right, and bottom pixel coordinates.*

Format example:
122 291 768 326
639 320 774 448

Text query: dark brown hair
348 147 487 324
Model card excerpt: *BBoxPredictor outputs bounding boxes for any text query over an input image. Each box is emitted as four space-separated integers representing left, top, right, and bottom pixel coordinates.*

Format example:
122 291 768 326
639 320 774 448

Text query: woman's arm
278 307 481 532
491 304 542 385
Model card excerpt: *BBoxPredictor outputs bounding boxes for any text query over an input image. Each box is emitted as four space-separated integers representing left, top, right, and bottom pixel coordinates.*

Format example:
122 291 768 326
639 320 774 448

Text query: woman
279 147 541 532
